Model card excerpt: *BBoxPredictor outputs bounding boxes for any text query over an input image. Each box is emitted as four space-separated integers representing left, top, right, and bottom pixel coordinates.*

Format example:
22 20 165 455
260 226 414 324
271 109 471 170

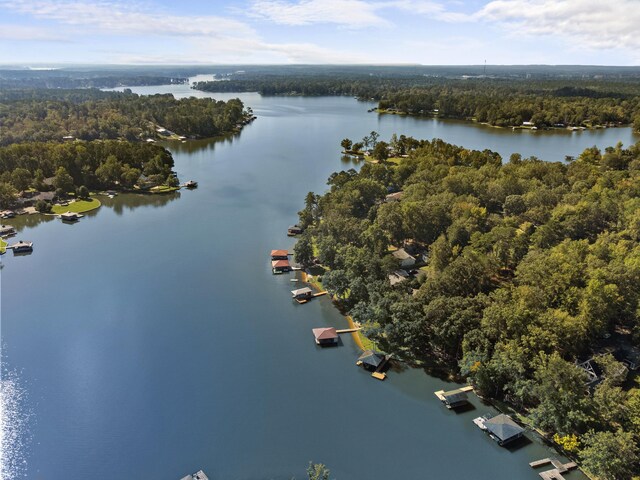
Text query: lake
1 83 636 480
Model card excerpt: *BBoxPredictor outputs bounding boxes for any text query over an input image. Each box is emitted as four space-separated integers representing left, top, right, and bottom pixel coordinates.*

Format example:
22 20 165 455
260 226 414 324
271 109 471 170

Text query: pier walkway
529 458 578 480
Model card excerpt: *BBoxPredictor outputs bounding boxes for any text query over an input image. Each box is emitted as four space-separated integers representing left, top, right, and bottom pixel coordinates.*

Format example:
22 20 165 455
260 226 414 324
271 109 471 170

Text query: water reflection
3 192 180 232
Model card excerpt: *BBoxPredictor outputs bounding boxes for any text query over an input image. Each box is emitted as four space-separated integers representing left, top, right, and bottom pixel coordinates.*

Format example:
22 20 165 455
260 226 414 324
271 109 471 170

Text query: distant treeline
295 138 640 479
194 75 640 129
0 89 248 145
0 72 187 89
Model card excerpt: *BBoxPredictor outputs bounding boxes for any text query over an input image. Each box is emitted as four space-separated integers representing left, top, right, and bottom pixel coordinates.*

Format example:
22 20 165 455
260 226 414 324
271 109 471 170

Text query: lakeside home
356 350 386 371
392 248 416 268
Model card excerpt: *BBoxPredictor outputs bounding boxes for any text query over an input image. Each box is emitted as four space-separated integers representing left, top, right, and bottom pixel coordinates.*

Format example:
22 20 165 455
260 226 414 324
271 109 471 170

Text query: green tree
95 154 123 186
579 429 639 480
530 353 590 434
53 167 75 194
340 138 352 151
10 168 32 191
0 182 18 208
77 185 90 199
294 234 314 267
166 175 179 188
35 200 52 213
306 462 330 480
372 141 389 162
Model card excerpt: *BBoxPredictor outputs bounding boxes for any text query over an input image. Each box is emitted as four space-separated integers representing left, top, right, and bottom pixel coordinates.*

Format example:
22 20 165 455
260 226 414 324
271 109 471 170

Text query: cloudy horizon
0 0 638 65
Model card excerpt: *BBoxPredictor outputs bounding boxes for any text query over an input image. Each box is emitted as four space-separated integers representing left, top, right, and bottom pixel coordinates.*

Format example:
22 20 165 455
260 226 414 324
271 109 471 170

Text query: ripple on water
1 368 32 480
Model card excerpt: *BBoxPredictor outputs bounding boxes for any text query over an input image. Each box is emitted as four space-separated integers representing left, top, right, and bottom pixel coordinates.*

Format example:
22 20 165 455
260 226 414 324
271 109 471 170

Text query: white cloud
478 0 640 50
248 0 391 27
0 0 372 63
0 24 67 41
247 0 470 27
1 0 256 38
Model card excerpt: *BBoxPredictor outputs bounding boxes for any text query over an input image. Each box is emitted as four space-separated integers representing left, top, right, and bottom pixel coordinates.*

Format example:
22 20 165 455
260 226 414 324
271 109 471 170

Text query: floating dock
530 458 578 480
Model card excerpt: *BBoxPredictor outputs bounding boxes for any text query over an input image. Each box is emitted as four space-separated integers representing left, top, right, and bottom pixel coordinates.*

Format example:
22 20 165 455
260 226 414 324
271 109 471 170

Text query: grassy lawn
364 155 402 165
0 238 7 254
150 185 180 194
51 198 101 214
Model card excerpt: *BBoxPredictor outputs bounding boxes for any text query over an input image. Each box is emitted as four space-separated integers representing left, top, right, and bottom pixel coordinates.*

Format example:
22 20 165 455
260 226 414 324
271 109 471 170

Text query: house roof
385 191 404 201
484 414 524 441
392 249 414 261
272 259 290 268
313 327 338 340
271 249 289 257
291 287 312 296
358 350 385 368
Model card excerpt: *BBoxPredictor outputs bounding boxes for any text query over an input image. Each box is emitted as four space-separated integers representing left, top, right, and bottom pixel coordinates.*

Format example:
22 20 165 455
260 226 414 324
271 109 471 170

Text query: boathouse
483 414 525 446
271 249 289 260
439 388 469 409
357 350 385 371
60 212 83 222
272 259 291 273
10 241 33 253
291 287 313 300
287 225 304 236
0 225 16 236
312 327 339 346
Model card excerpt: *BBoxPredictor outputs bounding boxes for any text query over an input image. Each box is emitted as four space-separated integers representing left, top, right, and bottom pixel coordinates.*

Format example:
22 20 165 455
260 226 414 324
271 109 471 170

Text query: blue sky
0 0 638 65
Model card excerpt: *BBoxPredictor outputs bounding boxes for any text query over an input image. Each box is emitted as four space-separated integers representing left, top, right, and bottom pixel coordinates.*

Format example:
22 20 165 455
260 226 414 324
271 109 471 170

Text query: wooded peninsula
294 137 640 479
0 89 250 210
194 74 640 131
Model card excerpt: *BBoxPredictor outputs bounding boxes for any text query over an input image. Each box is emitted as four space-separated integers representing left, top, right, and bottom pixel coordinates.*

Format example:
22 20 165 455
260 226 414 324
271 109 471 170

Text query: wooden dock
336 328 361 334
530 458 578 480
434 385 473 401
372 354 393 381
313 291 328 297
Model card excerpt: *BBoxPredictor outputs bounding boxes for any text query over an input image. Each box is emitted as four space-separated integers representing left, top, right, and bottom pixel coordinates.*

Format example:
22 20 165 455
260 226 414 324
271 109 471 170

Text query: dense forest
0 141 176 208
294 138 640 479
195 75 640 130
0 89 248 145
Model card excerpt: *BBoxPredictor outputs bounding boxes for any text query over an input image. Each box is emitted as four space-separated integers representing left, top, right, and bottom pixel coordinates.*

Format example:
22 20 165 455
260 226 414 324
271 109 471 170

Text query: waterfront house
287 225 304 236
384 191 404 203
388 269 409 286
357 350 385 371
392 248 416 267
10 241 33 253
291 287 313 300
312 327 339 346
482 414 525 446
271 249 289 260
0 224 16 236
271 259 291 273
439 388 469 409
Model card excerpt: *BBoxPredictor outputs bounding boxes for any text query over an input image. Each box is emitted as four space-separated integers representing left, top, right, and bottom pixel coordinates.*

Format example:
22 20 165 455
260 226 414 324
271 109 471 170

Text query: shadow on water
452 403 477 414
505 435 534 453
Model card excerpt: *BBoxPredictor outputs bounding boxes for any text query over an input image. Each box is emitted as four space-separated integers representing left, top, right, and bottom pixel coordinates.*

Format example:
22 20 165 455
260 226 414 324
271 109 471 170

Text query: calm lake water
2 82 637 480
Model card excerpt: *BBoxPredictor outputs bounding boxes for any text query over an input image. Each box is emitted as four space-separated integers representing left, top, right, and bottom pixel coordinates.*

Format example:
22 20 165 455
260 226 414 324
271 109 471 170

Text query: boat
184 180 198 188
289 279 299 282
